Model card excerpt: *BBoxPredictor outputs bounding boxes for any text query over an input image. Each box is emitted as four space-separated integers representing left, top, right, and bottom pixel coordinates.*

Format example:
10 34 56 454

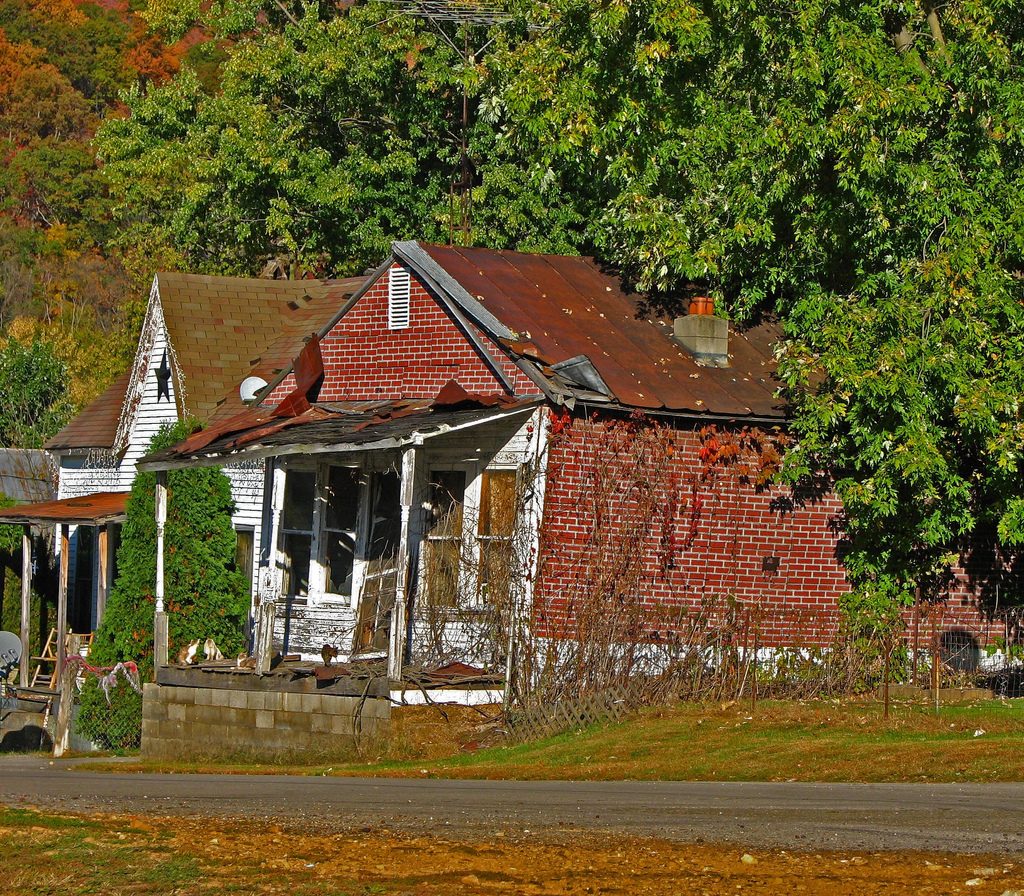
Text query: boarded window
388 266 411 329
477 469 517 607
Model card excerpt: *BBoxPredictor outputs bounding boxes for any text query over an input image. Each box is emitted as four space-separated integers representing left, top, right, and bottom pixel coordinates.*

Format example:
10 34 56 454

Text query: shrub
77 421 249 747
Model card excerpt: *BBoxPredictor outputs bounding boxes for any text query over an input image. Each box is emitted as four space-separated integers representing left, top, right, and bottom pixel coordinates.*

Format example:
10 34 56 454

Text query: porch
0 491 125 693
139 387 545 736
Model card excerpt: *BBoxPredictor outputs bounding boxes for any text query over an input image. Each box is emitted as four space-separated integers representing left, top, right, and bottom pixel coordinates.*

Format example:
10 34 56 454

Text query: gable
267 264 536 404
121 294 181 464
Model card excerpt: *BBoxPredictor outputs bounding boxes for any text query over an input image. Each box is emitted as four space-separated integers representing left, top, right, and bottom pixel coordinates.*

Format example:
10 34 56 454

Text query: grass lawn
84 697 1024 783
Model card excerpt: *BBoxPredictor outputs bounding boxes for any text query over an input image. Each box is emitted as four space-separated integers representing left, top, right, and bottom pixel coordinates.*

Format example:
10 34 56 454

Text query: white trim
390 687 503 707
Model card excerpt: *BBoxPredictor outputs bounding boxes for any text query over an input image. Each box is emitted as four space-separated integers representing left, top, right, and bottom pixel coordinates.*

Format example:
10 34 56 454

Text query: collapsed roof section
140 353 540 470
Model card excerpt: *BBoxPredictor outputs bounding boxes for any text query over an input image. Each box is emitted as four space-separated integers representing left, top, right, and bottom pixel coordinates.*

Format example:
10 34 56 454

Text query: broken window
281 469 315 597
354 470 401 652
324 466 360 597
423 470 467 607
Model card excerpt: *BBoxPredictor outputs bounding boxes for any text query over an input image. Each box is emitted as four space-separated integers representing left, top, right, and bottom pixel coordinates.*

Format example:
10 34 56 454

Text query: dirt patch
386 703 504 760
4 810 1021 895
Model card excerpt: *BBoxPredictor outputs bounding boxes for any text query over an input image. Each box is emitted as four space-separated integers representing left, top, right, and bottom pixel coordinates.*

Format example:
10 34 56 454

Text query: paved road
1 755 1021 854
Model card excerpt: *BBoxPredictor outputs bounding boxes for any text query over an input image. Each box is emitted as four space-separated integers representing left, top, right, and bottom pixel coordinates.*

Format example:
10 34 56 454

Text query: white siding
53 281 267 607
120 311 179 482
225 460 265 601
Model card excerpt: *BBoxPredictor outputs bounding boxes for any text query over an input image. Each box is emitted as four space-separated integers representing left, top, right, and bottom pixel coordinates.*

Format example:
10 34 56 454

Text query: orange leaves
26 0 87 26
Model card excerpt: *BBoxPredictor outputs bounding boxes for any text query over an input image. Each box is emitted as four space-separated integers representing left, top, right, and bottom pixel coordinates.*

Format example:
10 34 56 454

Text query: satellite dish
239 375 269 402
0 631 22 672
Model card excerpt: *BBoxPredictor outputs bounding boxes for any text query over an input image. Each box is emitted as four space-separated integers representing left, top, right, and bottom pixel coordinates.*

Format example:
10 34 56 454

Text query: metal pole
883 637 891 721
19 526 31 688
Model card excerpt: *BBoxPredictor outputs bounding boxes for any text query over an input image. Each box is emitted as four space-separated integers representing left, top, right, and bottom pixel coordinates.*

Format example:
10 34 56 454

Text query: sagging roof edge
137 402 543 472
139 399 787 475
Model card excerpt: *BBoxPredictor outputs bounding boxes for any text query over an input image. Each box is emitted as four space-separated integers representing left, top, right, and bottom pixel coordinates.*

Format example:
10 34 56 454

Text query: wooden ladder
30 629 93 690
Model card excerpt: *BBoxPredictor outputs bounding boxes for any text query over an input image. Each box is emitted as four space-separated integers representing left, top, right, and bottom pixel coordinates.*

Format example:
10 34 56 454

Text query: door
353 470 401 653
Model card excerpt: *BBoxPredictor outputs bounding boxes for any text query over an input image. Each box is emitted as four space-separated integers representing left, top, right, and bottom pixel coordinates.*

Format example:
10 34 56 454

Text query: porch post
95 525 109 628
19 525 31 687
153 470 169 668
389 443 422 682
56 523 69 684
255 460 285 674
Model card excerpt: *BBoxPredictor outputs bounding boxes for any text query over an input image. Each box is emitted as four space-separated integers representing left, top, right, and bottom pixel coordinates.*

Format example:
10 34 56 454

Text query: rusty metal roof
0 450 56 503
399 242 783 419
141 391 540 470
0 491 128 526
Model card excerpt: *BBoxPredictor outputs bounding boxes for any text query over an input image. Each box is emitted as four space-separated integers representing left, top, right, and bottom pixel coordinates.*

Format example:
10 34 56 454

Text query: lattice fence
505 684 639 743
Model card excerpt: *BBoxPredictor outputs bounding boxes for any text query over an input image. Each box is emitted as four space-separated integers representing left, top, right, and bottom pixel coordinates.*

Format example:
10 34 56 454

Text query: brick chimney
673 297 729 367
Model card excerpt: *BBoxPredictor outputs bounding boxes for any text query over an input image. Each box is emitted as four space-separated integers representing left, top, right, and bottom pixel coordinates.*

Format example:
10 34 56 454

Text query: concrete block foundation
141 682 390 760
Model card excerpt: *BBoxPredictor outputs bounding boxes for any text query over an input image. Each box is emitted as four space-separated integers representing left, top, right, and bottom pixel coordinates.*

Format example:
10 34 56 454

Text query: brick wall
269 265 537 403
534 415 1006 649
535 415 850 647
141 683 390 759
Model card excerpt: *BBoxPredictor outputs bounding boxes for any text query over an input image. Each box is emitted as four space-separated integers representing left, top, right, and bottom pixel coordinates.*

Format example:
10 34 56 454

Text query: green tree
488 1 1024 615
78 421 250 747
98 0 586 277
0 335 70 447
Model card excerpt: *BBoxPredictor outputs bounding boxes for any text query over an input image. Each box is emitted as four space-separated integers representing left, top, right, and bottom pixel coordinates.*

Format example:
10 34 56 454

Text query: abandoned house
139 241 859 700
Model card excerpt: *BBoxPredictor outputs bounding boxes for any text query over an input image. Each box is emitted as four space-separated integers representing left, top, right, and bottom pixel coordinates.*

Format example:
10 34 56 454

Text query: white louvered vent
388 266 411 330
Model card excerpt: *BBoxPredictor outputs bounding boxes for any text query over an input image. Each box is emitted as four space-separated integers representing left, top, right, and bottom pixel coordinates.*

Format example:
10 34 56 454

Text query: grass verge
78 697 1024 783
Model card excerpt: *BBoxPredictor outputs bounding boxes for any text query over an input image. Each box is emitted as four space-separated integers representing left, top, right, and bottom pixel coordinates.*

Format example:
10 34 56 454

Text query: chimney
673 297 729 367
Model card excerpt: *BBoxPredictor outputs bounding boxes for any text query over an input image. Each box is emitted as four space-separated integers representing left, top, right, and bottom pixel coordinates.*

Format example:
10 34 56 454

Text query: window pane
326 467 360 531
283 532 311 596
479 470 516 537
480 538 514 606
367 471 401 561
234 529 255 586
428 470 466 537
326 531 355 596
423 539 461 607
283 470 315 531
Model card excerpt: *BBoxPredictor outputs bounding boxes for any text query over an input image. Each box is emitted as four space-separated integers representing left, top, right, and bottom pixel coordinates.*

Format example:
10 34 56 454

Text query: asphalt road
1 755 1022 854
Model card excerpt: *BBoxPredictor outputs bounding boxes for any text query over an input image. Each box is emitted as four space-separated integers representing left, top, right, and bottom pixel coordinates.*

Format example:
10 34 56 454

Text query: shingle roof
46 274 366 453
45 372 131 451
157 273 365 422
407 243 783 418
